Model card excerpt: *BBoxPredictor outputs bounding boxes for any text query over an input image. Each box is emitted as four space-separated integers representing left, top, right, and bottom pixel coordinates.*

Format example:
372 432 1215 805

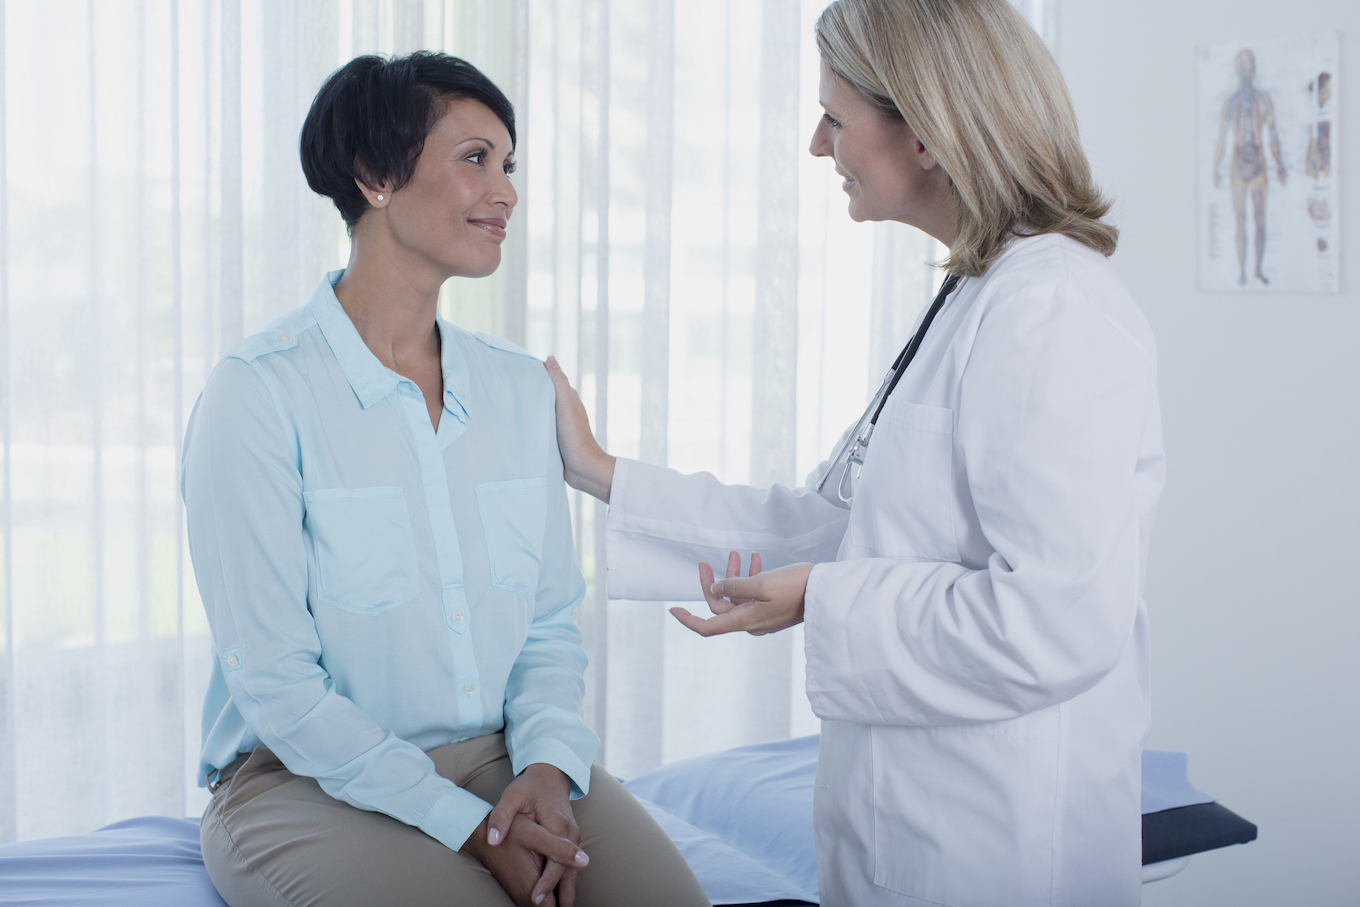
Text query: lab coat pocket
870 723 1058 906
476 477 548 601
851 400 961 561
303 486 420 615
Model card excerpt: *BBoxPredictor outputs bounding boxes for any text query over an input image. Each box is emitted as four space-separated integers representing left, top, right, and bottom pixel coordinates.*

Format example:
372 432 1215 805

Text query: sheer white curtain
0 0 1061 842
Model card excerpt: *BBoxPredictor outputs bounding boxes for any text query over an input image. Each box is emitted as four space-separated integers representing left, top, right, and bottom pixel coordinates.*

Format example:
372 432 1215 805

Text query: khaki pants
200 734 710 907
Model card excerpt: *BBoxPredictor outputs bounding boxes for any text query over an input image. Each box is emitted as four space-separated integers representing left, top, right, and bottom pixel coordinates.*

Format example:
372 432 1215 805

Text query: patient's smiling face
381 98 518 280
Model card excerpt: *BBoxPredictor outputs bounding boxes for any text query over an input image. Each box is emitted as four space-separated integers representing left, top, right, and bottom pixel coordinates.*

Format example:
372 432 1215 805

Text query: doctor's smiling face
360 97 517 280
809 61 956 245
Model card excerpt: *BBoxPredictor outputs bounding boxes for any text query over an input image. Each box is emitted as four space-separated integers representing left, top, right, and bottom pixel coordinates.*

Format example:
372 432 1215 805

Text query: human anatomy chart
1198 31 1339 293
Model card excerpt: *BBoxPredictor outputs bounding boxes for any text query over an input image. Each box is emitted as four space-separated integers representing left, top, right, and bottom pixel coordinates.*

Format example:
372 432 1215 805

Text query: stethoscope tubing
815 273 962 503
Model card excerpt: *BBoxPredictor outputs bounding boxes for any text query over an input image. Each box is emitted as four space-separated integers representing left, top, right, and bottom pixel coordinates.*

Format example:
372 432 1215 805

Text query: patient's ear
355 177 393 209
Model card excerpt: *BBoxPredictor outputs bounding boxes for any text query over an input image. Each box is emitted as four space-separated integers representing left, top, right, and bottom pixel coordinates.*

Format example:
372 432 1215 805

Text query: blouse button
451 611 464 624
225 654 240 669
463 683 475 695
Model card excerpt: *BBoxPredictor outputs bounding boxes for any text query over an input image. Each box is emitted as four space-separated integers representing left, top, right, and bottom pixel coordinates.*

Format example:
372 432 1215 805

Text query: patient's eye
503 158 518 176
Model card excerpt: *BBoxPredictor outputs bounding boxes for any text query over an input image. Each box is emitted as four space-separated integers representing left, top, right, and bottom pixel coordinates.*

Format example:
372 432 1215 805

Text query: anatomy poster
1197 32 1339 293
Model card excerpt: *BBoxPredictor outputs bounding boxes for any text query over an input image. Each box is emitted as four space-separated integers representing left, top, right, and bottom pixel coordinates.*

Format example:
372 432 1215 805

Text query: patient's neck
333 224 443 373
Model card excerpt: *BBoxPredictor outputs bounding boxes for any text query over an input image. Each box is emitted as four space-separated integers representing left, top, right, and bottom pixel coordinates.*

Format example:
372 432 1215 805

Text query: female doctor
548 1 1163 905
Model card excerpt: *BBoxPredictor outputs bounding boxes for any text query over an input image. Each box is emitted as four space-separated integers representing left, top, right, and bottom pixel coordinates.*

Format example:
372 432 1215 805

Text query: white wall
1057 2 1360 904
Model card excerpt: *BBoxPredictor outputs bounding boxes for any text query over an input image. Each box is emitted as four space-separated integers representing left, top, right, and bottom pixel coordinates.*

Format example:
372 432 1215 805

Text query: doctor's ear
915 139 941 172
898 120 940 173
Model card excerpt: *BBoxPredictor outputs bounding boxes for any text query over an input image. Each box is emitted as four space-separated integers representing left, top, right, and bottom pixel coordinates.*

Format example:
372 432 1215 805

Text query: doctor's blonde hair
815 0 1118 277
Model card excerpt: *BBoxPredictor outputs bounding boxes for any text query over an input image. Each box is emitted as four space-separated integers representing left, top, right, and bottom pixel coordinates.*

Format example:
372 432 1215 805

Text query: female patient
182 52 708 907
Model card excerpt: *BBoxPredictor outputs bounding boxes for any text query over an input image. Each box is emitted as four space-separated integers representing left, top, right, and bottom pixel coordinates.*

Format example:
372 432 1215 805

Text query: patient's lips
469 217 508 239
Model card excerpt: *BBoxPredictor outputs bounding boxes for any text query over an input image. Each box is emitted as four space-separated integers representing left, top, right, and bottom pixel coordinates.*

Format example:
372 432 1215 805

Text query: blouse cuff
417 784 495 852
512 737 593 800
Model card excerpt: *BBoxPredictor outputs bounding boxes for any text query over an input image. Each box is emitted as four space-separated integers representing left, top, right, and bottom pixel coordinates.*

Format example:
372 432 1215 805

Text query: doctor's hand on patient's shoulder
464 763 588 907
545 356 616 504
671 550 813 638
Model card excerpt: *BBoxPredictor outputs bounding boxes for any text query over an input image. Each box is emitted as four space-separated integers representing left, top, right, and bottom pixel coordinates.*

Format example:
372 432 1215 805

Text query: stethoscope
815 273 961 505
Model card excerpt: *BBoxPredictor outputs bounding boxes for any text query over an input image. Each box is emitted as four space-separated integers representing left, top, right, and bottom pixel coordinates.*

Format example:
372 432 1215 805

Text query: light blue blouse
182 271 597 852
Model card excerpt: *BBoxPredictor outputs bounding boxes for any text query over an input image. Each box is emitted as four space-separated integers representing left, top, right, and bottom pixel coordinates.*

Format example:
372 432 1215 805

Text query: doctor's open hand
544 356 616 503
672 551 814 637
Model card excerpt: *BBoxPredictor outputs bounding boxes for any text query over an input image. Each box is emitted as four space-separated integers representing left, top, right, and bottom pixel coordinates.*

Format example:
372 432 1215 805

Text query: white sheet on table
627 735 821 905
0 816 226 907
1141 749 1215 814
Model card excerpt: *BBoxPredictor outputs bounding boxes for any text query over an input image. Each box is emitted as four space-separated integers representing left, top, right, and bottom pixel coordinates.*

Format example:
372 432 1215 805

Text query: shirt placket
394 380 484 734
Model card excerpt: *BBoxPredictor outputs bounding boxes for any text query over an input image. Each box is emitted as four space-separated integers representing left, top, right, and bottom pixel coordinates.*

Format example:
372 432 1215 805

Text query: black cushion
1142 802 1258 865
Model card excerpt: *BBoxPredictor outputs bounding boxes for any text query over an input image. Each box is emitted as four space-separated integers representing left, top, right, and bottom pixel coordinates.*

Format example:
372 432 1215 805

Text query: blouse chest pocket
850 400 961 562
303 487 421 615
475 478 548 602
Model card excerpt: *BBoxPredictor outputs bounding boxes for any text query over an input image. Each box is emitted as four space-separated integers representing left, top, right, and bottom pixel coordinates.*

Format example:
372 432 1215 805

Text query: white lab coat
605 234 1164 907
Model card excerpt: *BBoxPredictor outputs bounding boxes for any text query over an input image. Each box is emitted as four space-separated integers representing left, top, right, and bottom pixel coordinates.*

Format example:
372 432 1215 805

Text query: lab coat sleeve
804 281 1158 725
605 448 852 602
503 376 599 797
183 357 492 852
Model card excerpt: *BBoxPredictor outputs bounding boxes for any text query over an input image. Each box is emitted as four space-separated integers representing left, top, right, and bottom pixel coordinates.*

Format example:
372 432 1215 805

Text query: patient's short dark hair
300 51 516 227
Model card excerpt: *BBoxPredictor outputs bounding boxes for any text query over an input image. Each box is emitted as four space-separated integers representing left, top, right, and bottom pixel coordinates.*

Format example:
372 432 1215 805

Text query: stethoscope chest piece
836 423 874 505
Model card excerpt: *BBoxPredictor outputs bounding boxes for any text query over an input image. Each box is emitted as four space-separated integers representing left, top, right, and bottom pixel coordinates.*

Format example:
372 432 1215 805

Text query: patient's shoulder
444 323 552 410
470 330 537 361
456 326 548 390
223 306 314 364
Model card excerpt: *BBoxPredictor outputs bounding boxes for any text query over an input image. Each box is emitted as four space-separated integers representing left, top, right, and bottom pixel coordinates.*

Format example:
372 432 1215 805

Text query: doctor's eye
503 159 518 176
822 113 842 129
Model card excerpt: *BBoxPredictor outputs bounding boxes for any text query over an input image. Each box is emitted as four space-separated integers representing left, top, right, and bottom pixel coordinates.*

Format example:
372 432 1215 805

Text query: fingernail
710 582 724 595
546 355 559 369
487 827 501 845
535 895 545 905
574 849 590 867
